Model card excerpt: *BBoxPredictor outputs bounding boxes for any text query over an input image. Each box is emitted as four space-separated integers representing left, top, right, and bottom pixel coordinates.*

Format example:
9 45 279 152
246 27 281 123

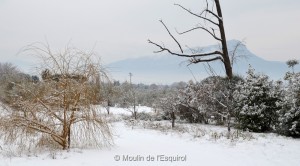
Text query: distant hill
107 40 299 84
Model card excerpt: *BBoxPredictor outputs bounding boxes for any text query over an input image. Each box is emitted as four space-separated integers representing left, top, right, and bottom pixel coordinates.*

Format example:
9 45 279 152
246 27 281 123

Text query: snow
1 107 300 166
101 106 154 116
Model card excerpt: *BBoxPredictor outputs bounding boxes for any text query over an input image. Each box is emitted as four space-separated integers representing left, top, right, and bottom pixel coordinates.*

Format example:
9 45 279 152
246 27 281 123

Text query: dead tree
148 0 232 79
149 0 235 132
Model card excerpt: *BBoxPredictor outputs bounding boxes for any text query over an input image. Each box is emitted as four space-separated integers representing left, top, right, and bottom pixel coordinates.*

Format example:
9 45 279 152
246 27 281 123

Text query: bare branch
204 91 227 108
184 45 203 54
159 20 183 53
230 40 248 67
203 9 221 20
11 82 64 122
148 39 223 58
174 4 219 26
177 26 221 41
202 62 218 76
206 0 209 10
190 56 223 64
199 1 220 21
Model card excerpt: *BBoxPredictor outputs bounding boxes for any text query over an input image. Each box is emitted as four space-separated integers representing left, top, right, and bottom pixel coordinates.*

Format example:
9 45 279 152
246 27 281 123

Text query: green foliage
277 72 300 137
234 66 281 132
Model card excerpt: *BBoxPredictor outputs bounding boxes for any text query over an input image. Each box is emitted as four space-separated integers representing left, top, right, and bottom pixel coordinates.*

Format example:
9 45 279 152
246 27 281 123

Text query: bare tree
101 81 118 115
229 40 248 68
148 0 232 79
149 0 237 133
286 59 299 73
0 43 113 150
128 73 137 119
120 80 138 120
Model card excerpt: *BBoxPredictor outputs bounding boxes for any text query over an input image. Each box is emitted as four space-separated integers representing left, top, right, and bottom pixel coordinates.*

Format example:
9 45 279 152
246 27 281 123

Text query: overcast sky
0 0 299 73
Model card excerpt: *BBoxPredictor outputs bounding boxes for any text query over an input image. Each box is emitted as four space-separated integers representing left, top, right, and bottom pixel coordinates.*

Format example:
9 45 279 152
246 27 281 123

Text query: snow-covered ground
101 105 153 116
1 107 300 166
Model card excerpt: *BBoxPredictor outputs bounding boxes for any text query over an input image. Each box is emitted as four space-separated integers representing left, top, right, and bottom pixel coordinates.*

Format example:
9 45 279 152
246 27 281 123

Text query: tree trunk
133 100 137 120
106 106 110 115
107 98 111 115
171 111 175 128
67 125 71 149
62 106 68 150
215 0 233 80
227 113 231 132
134 111 137 120
216 0 233 133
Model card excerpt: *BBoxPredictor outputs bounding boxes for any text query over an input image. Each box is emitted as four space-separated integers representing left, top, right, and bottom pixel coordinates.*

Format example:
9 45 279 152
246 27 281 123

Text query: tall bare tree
0 43 113 150
148 0 232 79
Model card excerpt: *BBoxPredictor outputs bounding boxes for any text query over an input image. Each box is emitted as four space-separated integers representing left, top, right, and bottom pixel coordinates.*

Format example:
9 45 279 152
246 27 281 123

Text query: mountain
107 40 299 84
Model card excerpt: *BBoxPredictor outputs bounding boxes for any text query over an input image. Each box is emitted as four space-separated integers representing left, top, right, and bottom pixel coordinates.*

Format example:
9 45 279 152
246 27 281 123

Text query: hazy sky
0 0 299 73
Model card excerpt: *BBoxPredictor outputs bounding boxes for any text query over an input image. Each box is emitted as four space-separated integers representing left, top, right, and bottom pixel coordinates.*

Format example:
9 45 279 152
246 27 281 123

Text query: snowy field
1 107 300 166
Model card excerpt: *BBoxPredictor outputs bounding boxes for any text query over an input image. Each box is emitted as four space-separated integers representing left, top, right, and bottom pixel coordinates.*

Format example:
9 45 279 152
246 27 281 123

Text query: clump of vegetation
0 43 113 151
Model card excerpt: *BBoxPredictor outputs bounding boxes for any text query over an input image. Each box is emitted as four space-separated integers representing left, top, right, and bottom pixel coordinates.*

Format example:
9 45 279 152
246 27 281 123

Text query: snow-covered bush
277 72 300 137
137 112 153 121
234 66 281 132
176 76 242 127
158 94 179 128
176 81 207 123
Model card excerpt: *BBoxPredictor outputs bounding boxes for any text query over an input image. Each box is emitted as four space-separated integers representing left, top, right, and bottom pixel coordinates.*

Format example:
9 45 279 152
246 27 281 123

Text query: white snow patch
100 106 154 115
